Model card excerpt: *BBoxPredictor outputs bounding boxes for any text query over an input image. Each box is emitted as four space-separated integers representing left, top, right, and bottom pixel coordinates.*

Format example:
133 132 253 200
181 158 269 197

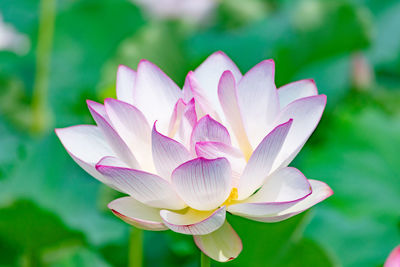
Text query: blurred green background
1 0 400 266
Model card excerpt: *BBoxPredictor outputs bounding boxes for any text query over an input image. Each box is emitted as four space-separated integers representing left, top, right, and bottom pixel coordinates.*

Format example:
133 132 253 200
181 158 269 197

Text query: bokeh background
1 0 400 266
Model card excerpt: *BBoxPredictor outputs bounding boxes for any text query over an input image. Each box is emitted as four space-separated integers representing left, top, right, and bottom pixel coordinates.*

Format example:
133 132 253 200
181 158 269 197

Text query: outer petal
87 100 139 168
194 221 242 262
278 79 318 108
228 167 312 217
108 197 167 231
237 120 293 200
190 115 231 152
272 95 327 171
385 245 400 267
218 70 252 160
104 98 153 171
96 165 186 210
160 206 226 235
152 123 191 181
237 60 280 147
191 51 242 120
171 157 232 211
55 125 115 185
231 180 333 223
133 60 182 133
116 65 136 105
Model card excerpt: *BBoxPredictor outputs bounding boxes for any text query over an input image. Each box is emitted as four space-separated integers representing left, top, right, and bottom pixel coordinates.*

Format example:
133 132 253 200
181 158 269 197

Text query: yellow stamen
222 188 238 206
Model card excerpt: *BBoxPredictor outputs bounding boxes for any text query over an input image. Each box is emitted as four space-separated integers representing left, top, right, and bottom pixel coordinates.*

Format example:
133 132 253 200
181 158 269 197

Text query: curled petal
194 220 242 262
172 157 232 211
133 60 182 132
237 60 280 148
96 165 186 210
152 123 191 181
160 206 226 235
108 197 167 231
231 180 332 223
116 65 136 105
278 79 318 108
237 119 293 200
228 167 312 217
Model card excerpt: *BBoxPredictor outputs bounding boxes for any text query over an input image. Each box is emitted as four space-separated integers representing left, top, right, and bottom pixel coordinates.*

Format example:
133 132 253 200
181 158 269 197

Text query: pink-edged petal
237 60 280 148
160 206 226 235
152 123 191 181
193 51 242 119
272 95 327 171
218 70 252 160
87 100 139 168
237 120 293 200
104 98 153 171
177 98 197 148
116 65 136 105
55 125 116 185
167 98 186 138
228 167 312 217
108 197 167 231
96 165 186 210
195 141 246 187
385 245 400 267
171 157 232 211
97 156 129 168
133 60 182 133
194 220 242 262
278 79 318 108
232 179 333 223
182 74 194 102
190 115 231 152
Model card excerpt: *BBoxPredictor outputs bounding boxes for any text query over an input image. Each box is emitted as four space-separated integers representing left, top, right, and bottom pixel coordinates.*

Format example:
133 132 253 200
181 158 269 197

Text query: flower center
222 187 238 206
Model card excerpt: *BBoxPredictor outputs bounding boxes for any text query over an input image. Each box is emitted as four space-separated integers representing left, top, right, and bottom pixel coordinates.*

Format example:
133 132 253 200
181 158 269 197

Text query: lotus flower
385 245 400 267
56 51 333 262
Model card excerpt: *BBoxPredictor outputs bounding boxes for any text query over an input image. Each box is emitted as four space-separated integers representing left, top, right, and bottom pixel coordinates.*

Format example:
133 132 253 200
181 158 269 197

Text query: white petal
194 220 242 262
152 123 191 181
171 157 232 211
133 60 182 133
116 65 136 105
272 95 327 171
278 79 318 108
191 51 242 121
97 156 129 168
96 165 186 210
160 206 226 235
177 98 197 148
230 179 332 223
218 70 252 160
237 60 280 147
108 197 167 231
237 120 293 200
167 98 186 138
55 125 115 185
104 98 153 171
190 115 231 152
228 167 312 217
87 100 140 168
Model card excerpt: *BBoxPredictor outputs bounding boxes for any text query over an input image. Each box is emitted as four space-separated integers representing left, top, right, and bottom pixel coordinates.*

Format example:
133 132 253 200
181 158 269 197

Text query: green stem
32 0 55 134
201 251 211 267
129 228 143 267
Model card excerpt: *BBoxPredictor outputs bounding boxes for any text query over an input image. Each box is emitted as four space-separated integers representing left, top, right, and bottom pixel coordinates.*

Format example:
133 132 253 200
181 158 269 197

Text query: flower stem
129 227 143 267
32 0 55 134
201 251 211 267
